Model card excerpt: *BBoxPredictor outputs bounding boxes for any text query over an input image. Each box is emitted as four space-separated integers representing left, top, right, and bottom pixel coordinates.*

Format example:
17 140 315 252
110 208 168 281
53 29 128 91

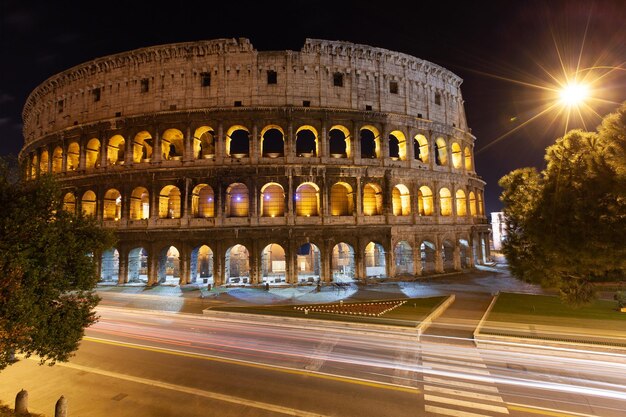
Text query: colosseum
19 37 490 287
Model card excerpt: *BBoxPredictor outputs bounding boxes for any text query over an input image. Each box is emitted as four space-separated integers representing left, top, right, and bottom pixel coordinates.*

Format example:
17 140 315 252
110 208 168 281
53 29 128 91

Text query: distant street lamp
559 83 589 107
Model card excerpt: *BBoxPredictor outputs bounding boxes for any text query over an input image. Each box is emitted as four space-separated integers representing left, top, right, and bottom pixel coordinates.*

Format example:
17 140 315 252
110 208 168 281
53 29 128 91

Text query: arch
107 134 125 165
456 189 467 216
128 247 148 283
420 241 436 274
39 149 49 173
225 244 250 285
459 239 470 269
62 192 76 213
442 240 455 271
364 242 386 278
100 248 119 283
191 184 215 218
418 186 434 216
469 191 477 216
52 146 63 173
330 182 354 216
260 183 285 217
389 130 407 160
331 243 355 282
362 183 383 216
295 183 319 216
451 142 462 169
103 189 122 220
193 126 215 159
394 241 414 275
261 243 286 285
157 246 181 284
30 154 38 178
478 192 484 215
414 134 429 163
359 125 380 159
158 185 181 219
67 142 80 171
464 147 473 171
392 184 411 216
161 129 184 160
130 187 150 220
85 139 101 169
439 188 452 216
329 125 351 158
191 245 214 284
260 125 285 157
296 243 321 283
295 125 318 157
133 131 153 162
81 190 96 216
226 125 250 157
435 137 448 166
226 183 249 217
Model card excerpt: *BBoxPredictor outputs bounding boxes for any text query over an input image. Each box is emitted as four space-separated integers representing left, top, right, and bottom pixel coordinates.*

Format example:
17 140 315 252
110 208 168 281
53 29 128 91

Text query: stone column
153 128 161 163
216 122 224 162
453 244 461 271
320 119 328 158
251 123 259 162
355 241 365 282
352 121 361 163
322 240 332 283
286 241 296 284
118 250 128 285
413 240 423 276
79 136 87 170
355 176 362 218
147 248 157 286
434 239 444 273
61 139 68 173
214 244 224 286
99 134 108 168
179 247 190 285
125 133 133 165
386 243 394 278
250 240 259 285
381 124 389 160
184 125 193 161
287 172 294 222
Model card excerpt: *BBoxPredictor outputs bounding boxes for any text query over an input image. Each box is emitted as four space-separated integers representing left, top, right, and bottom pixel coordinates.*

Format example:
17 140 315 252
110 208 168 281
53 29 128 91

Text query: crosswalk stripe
424 363 492 376
423 376 500 393
424 385 504 402
425 404 494 417
425 394 510 414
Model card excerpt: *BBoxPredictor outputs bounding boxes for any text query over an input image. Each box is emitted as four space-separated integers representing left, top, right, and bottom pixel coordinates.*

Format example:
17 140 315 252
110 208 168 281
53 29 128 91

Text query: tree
0 158 115 370
499 102 626 306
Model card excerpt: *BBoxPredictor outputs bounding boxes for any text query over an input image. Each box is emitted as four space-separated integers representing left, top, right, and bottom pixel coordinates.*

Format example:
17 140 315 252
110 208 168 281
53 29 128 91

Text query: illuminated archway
442 240 455 271
359 126 380 159
130 187 150 220
420 241 436 274
52 146 63 173
62 192 76 213
451 142 462 168
295 183 319 216
469 192 477 216
435 137 448 166
329 125 350 158
261 243 286 285
331 243 355 282
394 241 413 275
392 184 411 216
297 243 321 283
107 135 125 165
128 247 148 283
225 244 250 285
133 131 153 162
260 183 285 217
67 142 79 171
330 182 354 216
103 189 122 221
39 150 49 173
418 186 434 216
362 183 383 216
85 139 100 169
464 147 472 171
456 189 467 216
226 183 249 217
191 245 214 284
295 126 318 157
30 155 38 178
439 188 452 216
100 248 119 283
389 130 407 160
158 185 181 219
161 129 184 160
459 239 470 269
193 126 215 159
261 125 285 157
157 246 181 284
81 190 96 216
226 125 250 157
191 184 215 218
364 242 386 278
414 134 429 163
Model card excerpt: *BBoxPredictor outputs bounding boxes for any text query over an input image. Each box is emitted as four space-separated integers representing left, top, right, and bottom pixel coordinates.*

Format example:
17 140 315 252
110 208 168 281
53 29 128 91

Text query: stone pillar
125 133 133 165
153 128 161 163
355 242 365 281
413 241 423 276
287 173 294 221
251 123 259 162
100 135 108 168
320 119 328 158
61 139 68 173
352 121 361 163
147 248 157 286
150 183 159 225
453 244 461 271
184 125 193 161
381 124 389 160
434 240 444 273
214 245 224 286
216 122 224 162
118 250 128 284
179 247 190 285
322 240 332 283
249 240 259 285
286 120 294 158
286 241 296 284
79 136 87 170
406 126 414 162
355 176 362 217
386 243 394 278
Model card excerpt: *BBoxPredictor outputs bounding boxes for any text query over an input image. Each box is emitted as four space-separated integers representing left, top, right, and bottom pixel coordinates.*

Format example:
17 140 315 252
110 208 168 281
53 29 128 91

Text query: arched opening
439 188 452 216
161 129 184 160
297 243 321 283
261 126 285 158
295 183 320 216
262 244 286 285
157 246 180 284
392 184 411 216
332 243 355 282
52 146 63 173
193 126 215 159
130 187 150 220
100 248 119 283
364 242 386 278
329 125 350 158
191 184 215 218
67 142 80 171
226 125 250 157
191 245 214 284
394 241 414 276
128 247 148 284
39 150 49 173
478 192 484 215
295 126 318 157
133 131 153 162
62 192 76 213
420 241 436 274
260 183 285 217
103 189 122 221
435 137 448 166
359 126 379 159
464 147 472 171
330 182 354 216
442 240 455 271
81 190 96 216
451 143 462 169
107 135 125 165
459 239 470 269
418 186 434 216
30 155 38 178
86 139 100 169
389 130 406 160
362 183 383 216
225 244 250 285
226 183 249 217
456 189 467 216
414 134 429 163
469 192 477 216
158 185 181 219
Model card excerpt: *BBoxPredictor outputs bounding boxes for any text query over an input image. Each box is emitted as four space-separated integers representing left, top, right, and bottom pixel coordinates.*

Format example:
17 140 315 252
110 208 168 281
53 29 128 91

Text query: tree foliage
0 159 115 370
499 103 626 306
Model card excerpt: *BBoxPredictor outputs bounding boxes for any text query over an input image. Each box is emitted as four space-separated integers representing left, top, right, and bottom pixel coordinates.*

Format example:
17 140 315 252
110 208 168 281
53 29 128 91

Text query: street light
559 82 589 107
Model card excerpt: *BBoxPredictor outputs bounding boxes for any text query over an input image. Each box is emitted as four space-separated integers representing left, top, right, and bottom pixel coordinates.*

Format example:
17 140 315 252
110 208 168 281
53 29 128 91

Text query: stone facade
19 38 490 286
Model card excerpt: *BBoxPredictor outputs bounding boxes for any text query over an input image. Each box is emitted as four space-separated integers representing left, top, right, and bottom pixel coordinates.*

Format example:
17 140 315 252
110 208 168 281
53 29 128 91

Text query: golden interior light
559 83 589 106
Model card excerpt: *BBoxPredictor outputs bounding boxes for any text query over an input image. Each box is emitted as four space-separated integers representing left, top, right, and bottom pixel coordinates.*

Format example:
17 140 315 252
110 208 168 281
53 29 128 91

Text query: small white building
490 212 508 251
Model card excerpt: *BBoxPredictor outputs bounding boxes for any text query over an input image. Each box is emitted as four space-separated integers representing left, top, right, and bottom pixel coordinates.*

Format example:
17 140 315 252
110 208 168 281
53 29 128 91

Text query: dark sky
1 0 624 213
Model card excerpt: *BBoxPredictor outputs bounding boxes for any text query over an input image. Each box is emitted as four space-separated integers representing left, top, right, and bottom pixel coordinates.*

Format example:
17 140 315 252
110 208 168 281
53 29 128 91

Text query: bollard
55 395 68 417
15 389 28 414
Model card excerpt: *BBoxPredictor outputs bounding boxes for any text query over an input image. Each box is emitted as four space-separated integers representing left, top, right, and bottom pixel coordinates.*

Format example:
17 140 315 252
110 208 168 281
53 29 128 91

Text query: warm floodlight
559 83 589 106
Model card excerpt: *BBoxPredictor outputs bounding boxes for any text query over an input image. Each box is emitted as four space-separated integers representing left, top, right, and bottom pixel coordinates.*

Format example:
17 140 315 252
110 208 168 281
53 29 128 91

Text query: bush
614 291 626 309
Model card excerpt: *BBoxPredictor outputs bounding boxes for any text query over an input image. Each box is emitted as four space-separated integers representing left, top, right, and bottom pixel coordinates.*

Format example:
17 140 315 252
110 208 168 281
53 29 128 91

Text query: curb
416 294 456 338
473 292 499 341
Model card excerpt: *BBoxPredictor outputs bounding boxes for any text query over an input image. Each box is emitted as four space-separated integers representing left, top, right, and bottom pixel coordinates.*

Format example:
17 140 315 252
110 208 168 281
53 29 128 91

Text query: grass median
210 296 447 328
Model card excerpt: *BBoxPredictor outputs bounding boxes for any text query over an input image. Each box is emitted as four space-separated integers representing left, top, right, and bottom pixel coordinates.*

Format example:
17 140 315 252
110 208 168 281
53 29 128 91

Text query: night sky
1 0 624 213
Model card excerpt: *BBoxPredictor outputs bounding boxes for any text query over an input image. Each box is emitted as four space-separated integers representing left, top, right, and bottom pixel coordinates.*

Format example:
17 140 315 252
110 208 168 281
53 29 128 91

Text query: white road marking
424 385 504 402
425 404 493 417
425 394 509 414
423 376 500 393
